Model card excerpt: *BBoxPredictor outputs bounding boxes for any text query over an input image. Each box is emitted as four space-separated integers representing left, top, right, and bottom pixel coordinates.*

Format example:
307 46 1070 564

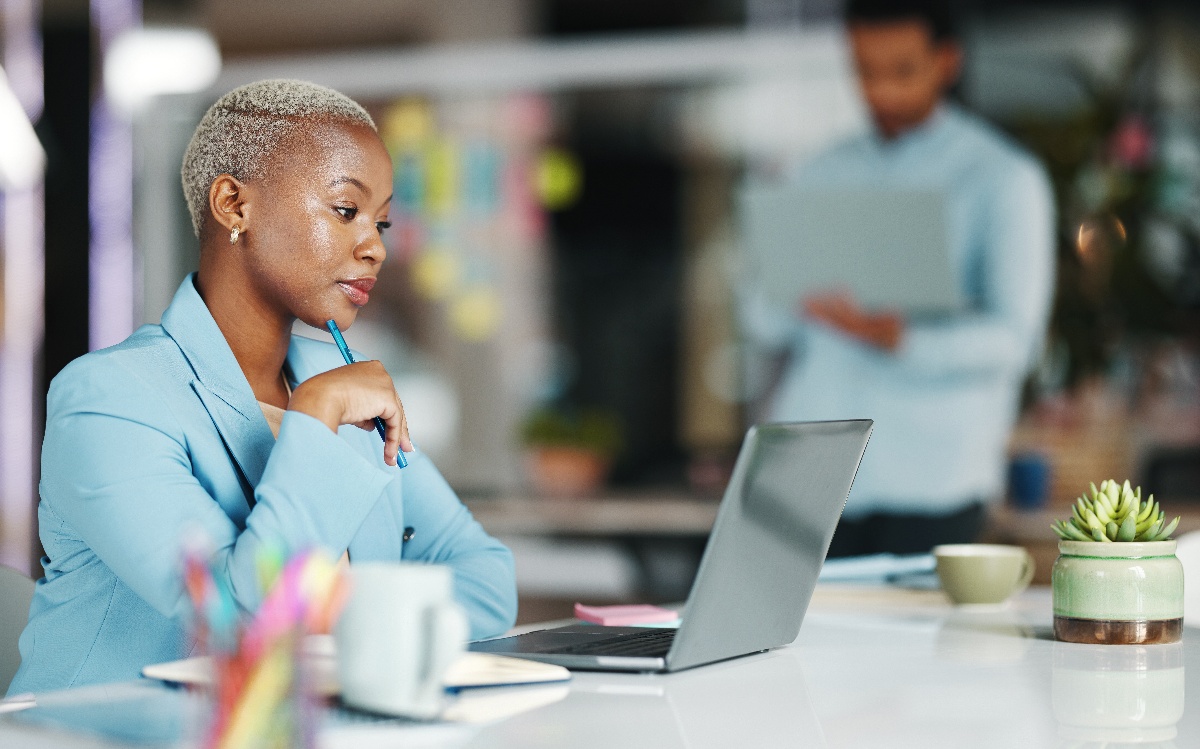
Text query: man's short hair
844 0 957 43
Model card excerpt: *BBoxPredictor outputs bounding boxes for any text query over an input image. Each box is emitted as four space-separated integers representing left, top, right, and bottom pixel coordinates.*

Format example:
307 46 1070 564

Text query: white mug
335 562 468 718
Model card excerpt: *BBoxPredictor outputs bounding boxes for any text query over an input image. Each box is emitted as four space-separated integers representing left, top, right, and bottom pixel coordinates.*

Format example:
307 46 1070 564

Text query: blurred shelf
466 494 1200 587
469 495 1200 540
985 503 1200 585
988 503 1200 543
464 492 720 537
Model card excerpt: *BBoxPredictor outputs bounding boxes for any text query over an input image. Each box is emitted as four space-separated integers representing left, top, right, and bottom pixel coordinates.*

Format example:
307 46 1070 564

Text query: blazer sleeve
39 356 394 622
395 451 518 640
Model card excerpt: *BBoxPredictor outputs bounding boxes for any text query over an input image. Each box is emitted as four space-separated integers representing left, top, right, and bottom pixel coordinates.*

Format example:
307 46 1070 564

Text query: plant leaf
1064 522 1093 542
1152 516 1181 542
1139 516 1165 542
1117 512 1136 541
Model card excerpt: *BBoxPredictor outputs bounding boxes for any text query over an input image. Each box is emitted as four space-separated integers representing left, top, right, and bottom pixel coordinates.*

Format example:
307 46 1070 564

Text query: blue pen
325 319 408 468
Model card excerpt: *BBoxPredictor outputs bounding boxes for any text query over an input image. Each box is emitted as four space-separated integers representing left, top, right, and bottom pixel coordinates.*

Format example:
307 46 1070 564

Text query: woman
9 80 517 695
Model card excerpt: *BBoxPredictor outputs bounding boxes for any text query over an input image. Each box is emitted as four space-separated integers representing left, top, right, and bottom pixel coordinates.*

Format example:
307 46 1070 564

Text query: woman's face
239 119 394 331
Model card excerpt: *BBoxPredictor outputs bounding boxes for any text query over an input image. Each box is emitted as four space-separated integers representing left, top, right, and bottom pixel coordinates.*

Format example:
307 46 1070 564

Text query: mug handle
1016 550 1035 594
416 602 468 707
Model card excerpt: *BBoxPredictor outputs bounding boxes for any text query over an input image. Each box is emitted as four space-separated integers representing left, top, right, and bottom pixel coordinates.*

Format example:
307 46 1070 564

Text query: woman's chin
300 307 359 333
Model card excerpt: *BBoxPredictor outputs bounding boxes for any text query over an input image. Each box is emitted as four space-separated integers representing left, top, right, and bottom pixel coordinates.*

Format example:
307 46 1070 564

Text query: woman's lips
337 278 375 307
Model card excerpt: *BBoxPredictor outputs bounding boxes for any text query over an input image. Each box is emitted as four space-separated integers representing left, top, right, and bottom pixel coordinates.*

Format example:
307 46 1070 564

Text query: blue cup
1008 453 1051 510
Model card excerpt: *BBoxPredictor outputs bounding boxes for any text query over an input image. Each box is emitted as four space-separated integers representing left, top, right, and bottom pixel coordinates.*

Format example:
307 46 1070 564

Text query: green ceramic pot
1052 540 1184 645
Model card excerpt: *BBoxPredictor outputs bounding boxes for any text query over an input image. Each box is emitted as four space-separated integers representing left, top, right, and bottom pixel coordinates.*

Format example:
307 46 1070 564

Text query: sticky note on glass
574 603 680 627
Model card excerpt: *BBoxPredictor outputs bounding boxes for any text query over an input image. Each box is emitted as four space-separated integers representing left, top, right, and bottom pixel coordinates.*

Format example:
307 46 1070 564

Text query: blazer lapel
190 380 274 504
160 275 276 503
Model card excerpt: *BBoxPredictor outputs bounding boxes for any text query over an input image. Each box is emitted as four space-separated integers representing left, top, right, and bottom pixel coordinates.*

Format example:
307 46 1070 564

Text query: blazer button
402 526 415 543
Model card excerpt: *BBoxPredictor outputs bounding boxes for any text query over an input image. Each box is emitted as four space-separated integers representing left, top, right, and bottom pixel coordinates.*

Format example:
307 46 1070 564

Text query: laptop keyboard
550 628 677 658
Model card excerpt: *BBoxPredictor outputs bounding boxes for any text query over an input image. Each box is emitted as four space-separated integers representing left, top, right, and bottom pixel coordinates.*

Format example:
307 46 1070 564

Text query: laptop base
470 625 672 672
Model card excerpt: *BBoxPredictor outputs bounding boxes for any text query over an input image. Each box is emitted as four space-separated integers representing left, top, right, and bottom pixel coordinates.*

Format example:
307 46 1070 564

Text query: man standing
743 0 1055 556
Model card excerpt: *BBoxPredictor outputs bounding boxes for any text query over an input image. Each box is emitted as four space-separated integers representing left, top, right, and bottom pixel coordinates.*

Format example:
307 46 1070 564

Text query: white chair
0 565 35 694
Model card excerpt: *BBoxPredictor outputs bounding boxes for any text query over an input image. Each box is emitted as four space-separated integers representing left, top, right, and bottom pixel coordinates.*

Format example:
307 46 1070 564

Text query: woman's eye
335 206 358 220
376 220 392 235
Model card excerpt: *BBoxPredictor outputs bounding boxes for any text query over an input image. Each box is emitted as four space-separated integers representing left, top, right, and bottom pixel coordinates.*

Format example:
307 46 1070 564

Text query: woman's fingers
396 396 413 454
288 362 414 465
379 398 403 466
377 394 413 466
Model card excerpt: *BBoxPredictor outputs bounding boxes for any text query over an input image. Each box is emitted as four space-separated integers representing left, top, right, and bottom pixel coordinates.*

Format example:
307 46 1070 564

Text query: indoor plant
519 407 622 498
1051 480 1184 644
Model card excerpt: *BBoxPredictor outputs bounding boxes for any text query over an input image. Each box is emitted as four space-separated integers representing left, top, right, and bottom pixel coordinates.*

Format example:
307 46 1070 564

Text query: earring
229 226 241 244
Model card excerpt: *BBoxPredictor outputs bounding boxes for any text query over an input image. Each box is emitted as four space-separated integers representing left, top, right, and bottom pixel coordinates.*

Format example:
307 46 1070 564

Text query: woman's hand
287 361 413 466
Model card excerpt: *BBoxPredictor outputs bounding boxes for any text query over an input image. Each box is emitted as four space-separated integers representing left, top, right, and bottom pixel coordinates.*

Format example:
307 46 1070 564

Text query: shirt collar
867 102 954 152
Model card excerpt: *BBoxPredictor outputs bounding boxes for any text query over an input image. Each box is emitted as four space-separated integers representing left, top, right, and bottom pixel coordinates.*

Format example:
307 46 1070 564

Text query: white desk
3 585 1197 748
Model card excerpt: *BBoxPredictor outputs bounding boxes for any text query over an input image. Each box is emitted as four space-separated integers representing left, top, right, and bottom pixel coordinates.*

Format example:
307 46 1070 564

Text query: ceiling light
104 27 221 115
0 66 45 190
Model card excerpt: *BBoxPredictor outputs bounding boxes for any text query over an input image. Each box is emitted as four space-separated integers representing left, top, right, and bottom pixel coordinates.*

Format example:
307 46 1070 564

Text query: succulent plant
1052 480 1180 543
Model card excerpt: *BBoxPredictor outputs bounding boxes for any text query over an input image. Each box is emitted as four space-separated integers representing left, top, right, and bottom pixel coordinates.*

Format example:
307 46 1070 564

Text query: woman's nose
355 230 387 265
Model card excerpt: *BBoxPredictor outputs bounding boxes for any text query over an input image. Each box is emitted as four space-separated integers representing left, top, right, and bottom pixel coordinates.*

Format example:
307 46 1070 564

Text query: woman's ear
207 174 250 235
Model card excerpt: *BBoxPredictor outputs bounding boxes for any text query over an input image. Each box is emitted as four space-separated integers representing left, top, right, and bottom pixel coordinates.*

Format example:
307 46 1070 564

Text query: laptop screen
666 420 872 671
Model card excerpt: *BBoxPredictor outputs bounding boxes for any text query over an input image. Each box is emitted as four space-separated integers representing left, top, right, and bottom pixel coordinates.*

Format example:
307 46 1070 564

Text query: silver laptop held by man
470 420 873 672
740 185 963 316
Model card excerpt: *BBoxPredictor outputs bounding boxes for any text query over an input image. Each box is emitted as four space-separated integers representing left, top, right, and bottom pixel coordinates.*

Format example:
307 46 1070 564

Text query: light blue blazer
9 275 517 695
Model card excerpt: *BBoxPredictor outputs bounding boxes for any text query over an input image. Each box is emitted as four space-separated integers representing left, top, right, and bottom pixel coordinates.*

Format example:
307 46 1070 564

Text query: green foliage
1003 31 1193 388
1052 479 1180 542
519 407 622 458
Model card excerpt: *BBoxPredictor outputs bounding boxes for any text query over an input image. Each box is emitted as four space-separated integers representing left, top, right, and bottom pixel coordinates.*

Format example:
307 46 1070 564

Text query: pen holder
205 629 313 749
186 549 349 749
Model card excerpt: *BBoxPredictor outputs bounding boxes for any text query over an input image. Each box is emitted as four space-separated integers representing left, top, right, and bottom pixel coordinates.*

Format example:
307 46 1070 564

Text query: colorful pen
325 319 408 468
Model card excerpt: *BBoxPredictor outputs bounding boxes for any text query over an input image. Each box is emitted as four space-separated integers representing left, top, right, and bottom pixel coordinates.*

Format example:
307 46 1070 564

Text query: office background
1 0 1199 621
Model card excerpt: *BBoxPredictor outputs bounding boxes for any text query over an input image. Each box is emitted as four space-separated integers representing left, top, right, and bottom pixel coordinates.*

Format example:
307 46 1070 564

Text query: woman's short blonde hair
180 79 376 237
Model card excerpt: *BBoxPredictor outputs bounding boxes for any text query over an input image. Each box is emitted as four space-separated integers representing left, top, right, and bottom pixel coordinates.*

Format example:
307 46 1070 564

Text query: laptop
470 419 873 672
739 185 964 316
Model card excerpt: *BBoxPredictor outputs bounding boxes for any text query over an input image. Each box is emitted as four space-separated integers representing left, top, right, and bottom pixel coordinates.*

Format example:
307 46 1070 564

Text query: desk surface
4 585 1197 748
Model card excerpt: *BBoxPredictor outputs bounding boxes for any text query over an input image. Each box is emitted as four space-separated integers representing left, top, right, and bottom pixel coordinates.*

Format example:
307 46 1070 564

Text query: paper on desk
0 694 36 714
817 553 936 582
320 683 570 746
442 683 571 724
6 679 566 746
142 637 570 696
442 651 570 691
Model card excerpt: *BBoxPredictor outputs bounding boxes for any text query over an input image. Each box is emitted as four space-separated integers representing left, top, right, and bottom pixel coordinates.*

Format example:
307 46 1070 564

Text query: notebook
141 634 570 695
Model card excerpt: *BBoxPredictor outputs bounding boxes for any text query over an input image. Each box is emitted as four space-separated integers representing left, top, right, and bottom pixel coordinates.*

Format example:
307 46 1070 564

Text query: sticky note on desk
574 603 680 627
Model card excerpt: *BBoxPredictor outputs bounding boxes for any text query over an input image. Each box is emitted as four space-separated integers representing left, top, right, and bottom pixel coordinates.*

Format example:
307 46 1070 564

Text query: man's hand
802 291 905 352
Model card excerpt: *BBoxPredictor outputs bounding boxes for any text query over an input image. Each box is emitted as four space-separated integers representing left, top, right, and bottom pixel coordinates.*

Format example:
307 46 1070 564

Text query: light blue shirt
742 104 1055 519
10 275 517 695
